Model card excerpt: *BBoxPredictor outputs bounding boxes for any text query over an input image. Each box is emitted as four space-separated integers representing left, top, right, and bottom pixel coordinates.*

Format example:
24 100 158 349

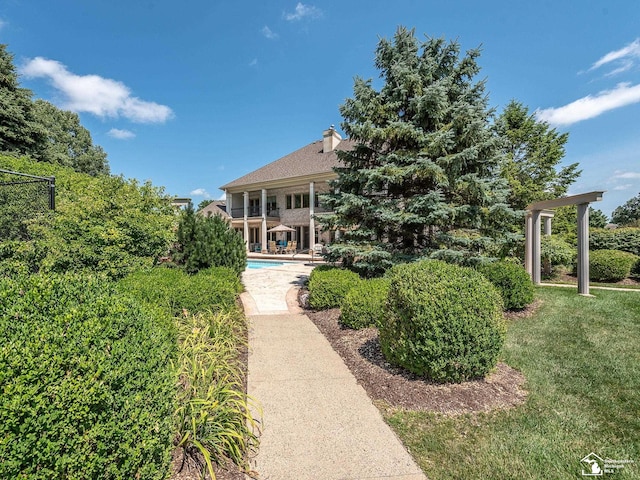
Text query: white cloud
611 171 640 180
0 18 7 30
217 191 227 201
20 57 173 123
108 128 136 140
591 38 640 71
535 82 640 126
284 3 322 21
190 188 211 198
261 25 278 40
613 184 633 191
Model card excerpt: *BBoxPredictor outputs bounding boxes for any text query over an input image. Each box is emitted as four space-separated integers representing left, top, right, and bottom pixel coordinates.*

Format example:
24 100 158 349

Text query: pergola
525 191 605 296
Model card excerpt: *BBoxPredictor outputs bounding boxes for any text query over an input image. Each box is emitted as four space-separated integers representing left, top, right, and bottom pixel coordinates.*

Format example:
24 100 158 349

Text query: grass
385 287 640 479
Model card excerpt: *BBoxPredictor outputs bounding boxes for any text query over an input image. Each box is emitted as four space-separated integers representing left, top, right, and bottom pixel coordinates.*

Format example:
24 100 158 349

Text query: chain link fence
0 169 55 241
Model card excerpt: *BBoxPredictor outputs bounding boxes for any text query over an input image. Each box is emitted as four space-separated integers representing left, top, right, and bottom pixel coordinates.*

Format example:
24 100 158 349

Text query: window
286 193 310 209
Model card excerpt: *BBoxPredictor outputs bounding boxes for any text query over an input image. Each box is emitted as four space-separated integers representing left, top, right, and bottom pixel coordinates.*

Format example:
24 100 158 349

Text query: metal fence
0 169 55 241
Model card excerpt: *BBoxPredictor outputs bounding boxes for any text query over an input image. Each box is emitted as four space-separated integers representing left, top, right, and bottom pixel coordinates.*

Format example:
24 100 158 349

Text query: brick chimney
322 125 342 153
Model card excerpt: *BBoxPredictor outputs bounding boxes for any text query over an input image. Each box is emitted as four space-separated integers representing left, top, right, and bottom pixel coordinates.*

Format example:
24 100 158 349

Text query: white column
577 203 590 296
226 190 232 218
532 210 541 285
243 191 249 252
543 216 552 236
309 181 315 251
524 212 533 279
261 189 267 253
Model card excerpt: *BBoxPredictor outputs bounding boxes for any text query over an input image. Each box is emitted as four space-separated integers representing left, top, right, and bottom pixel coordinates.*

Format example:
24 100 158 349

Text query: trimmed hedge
588 249 639 282
590 227 640 256
308 267 361 310
380 260 505 383
477 261 534 310
340 278 390 329
119 266 242 316
0 273 177 480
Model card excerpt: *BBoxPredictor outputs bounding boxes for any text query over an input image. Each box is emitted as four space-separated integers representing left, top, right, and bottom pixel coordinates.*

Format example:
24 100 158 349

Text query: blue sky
1 0 639 217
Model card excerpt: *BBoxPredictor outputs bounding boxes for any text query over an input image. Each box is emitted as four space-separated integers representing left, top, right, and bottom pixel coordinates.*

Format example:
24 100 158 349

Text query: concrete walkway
241 263 427 480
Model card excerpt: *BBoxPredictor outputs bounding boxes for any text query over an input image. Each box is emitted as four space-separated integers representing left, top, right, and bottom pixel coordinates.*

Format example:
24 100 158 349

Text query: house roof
220 138 355 190
199 200 229 218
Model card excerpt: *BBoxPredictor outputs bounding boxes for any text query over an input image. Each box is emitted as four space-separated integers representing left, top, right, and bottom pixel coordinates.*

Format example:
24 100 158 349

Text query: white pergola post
243 191 249 252
577 203 590 296
309 181 315 251
226 190 232 218
261 189 267 253
531 210 541 285
525 212 533 278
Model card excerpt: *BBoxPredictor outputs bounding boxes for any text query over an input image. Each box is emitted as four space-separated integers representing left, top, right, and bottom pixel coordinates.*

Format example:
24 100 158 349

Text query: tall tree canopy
0 44 46 159
321 27 517 275
33 100 109 175
611 192 640 226
494 100 580 211
0 44 109 176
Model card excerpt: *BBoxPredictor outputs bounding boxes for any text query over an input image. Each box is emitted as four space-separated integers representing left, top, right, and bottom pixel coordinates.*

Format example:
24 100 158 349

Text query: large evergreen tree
495 100 580 211
0 44 46 159
320 27 517 275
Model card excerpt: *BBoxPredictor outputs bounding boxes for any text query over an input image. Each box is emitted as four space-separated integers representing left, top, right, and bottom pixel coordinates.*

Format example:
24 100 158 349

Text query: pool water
246 260 288 269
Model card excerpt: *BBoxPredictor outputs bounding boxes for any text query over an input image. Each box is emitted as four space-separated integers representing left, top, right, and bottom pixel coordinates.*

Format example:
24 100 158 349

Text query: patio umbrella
267 224 296 249
267 224 296 233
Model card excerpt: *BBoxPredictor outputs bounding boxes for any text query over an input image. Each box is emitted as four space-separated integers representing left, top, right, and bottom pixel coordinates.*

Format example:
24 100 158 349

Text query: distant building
171 197 191 209
198 200 230 221
220 126 353 252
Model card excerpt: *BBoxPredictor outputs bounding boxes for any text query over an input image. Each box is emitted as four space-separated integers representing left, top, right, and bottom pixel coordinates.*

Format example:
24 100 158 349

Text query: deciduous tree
611 192 640 226
494 101 580 211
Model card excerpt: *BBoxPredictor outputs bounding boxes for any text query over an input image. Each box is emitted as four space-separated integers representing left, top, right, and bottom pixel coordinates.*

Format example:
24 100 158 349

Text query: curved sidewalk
242 263 427 480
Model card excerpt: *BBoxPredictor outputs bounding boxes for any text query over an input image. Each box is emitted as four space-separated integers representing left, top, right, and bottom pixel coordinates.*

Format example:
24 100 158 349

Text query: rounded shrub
0 272 177 480
340 278 390 329
308 267 361 310
589 249 639 282
379 260 505 383
476 260 534 310
630 258 640 280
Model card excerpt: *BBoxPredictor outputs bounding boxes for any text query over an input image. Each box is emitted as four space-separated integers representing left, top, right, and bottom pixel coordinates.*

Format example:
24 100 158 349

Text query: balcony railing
230 207 280 218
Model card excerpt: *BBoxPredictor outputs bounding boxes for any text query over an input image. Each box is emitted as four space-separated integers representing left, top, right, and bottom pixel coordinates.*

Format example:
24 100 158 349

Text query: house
198 200 230 221
220 126 354 252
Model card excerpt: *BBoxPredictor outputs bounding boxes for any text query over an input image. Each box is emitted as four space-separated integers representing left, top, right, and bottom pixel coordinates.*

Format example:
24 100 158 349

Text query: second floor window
286 193 310 209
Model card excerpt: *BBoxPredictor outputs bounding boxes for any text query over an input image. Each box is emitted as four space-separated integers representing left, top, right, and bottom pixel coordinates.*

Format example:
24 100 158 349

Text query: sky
1 0 639 217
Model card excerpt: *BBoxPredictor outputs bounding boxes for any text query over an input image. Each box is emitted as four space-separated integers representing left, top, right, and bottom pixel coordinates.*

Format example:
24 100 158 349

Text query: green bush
477 260 534 310
590 227 640 256
340 278 390 329
171 204 247 275
0 273 177 480
120 266 242 316
379 260 505 383
540 235 575 274
0 155 176 279
308 267 361 310
588 249 639 282
631 258 640 280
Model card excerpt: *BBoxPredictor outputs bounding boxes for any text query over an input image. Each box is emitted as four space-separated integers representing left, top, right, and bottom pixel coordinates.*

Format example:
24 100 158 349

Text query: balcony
231 207 280 218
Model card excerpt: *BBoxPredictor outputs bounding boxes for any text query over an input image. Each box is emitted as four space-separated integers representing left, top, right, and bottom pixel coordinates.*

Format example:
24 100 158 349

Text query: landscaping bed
306 307 529 414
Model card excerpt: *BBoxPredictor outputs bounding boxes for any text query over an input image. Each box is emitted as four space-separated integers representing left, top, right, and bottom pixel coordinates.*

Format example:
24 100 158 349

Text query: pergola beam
525 191 605 297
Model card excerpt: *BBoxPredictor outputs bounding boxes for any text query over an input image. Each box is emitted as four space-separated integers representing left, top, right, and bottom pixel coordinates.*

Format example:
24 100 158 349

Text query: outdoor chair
268 241 277 254
286 241 297 254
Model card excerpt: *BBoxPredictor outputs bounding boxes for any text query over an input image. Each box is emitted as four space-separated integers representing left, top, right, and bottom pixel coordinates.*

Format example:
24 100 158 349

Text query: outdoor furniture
286 241 297 254
268 241 277 254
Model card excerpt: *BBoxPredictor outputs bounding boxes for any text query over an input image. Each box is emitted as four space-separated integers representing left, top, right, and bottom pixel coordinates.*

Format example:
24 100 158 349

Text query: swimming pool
246 260 289 269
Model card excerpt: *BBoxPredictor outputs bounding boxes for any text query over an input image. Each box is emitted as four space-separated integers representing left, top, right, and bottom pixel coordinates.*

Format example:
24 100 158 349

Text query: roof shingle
220 138 354 190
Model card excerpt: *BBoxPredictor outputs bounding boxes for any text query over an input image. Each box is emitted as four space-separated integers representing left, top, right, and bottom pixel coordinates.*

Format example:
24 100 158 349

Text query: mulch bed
305 303 533 415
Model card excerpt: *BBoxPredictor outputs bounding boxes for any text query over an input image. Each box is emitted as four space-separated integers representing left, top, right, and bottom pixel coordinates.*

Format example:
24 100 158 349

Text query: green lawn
385 287 640 479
